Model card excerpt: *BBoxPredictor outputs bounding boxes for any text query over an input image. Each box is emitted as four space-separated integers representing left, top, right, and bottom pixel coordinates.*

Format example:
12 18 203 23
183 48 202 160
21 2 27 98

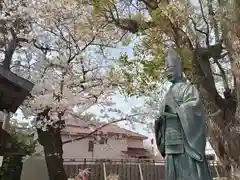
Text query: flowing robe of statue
155 48 212 180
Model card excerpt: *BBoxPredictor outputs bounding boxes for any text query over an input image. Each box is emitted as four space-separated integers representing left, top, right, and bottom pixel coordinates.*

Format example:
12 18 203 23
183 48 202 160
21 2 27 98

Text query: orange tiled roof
62 120 148 140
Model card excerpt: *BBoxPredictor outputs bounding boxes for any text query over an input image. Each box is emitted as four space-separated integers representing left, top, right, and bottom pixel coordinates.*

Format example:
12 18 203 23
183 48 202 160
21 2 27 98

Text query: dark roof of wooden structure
0 66 34 113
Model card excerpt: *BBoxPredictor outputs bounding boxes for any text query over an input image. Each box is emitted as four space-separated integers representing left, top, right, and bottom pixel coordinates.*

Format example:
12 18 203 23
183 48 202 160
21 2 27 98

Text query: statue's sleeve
176 83 207 161
154 116 165 157
154 99 166 157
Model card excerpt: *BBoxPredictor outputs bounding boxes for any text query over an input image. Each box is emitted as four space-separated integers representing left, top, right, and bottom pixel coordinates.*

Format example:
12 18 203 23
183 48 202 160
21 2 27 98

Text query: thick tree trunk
38 127 68 180
36 109 67 180
206 117 240 179
193 50 240 179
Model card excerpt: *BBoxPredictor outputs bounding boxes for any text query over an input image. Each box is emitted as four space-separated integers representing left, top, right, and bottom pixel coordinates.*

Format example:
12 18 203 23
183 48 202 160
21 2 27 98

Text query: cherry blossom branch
62 113 143 144
62 118 126 144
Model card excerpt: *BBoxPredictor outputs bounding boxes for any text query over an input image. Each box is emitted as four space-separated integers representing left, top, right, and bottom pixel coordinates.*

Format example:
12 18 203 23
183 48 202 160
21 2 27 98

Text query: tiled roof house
62 119 151 160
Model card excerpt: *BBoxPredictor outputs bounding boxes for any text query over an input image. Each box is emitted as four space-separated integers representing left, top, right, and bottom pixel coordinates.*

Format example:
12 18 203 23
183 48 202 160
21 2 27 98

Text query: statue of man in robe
155 48 212 180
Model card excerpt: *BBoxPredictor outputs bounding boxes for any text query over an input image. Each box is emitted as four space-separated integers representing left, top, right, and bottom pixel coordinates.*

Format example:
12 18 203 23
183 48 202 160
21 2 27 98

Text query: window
88 140 94 152
99 137 108 144
99 138 105 144
206 154 215 161
94 135 108 144
113 134 123 140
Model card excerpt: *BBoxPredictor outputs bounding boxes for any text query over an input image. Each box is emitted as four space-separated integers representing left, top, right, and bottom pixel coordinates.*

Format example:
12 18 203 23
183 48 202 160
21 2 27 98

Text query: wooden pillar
103 163 107 180
2 111 10 131
138 163 144 180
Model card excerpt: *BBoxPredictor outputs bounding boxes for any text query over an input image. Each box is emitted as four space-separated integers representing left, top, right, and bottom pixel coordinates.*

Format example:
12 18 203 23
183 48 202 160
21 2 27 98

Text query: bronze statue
155 48 212 180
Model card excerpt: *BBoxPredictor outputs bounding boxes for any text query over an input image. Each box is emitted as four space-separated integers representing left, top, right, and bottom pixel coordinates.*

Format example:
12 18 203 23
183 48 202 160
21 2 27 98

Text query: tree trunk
38 127 68 180
206 115 240 179
192 50 240 179
36 108 67 180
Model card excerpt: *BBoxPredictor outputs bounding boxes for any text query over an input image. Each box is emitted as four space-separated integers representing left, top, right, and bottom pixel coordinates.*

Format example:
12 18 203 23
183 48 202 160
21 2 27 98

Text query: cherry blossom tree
0 0 34 68
1 0 128 179
12 1 128 179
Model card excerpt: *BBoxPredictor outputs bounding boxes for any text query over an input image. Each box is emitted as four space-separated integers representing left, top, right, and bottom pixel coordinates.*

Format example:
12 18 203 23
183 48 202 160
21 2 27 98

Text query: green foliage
92 0 101 14
9 122 36 155
0 124 35 180
150 2 188 32
10 132 36 155
109 39 166 96
177 47 193 69
0 156 23 180
91 0 114 14
110 34 194 97
107 1 193 96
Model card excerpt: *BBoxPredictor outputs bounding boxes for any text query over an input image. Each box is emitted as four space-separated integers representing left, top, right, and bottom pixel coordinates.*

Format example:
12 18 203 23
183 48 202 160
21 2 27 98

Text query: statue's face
164 49 182 83
165 58 176 82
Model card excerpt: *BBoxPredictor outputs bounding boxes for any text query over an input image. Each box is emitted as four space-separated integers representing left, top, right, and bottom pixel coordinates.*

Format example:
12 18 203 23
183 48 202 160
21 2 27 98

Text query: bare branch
81 37 96 53
3 28 17 69
206 0 229 91
110 17 155 33
139 0 158 10
62 118 126 144
33 39 58 54
105 6 155 34
190 17 208 36
198 0 210 46
215 58 229 89
62 113 144 144
207 0 220 42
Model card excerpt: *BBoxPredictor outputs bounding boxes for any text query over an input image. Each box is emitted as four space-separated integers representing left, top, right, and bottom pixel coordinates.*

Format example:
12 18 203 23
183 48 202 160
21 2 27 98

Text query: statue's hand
162 112 178 118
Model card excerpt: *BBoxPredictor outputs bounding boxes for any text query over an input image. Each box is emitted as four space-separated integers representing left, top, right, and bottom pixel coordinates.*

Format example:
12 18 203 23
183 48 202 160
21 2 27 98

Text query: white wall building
150 136 218 161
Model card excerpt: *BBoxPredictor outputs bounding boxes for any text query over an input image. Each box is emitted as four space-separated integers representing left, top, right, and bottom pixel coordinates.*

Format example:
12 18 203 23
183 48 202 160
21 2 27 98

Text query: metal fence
64 159 227 180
